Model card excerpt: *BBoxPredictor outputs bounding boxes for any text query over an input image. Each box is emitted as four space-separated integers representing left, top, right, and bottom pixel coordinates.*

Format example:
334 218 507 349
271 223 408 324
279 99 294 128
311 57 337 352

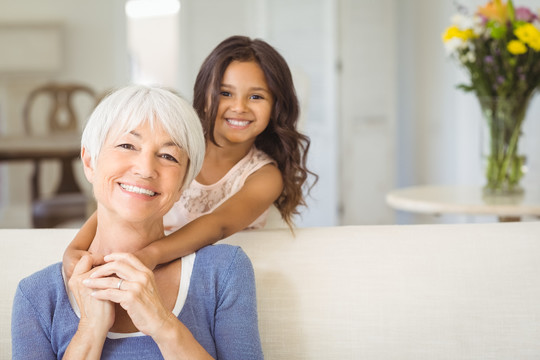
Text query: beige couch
2 221 540 359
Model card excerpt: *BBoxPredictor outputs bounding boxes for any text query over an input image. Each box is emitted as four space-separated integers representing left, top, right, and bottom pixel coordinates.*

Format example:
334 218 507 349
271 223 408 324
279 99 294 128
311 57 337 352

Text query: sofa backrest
2 222 540 359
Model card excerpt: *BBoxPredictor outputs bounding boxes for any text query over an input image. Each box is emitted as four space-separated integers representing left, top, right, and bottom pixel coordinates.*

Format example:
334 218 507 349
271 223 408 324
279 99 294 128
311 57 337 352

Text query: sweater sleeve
214 247 264 360
12 283 57 360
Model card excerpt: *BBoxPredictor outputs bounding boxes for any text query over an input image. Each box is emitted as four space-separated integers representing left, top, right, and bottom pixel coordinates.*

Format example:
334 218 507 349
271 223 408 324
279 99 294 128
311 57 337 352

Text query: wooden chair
23 83 97 228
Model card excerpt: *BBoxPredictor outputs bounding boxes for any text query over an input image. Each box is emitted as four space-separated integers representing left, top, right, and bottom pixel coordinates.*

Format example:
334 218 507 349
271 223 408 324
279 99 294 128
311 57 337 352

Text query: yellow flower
442 25 476 43
507 40 527 54
529 39 540 52
514 23 540 51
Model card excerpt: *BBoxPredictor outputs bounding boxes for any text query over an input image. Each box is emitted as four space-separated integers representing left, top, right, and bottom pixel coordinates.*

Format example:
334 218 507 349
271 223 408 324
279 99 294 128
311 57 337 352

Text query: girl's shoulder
251 146 276 166
239 147 277 179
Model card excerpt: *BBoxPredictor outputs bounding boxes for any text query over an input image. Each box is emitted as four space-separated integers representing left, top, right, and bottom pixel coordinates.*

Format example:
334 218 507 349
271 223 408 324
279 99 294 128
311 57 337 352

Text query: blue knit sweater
12 244 263 359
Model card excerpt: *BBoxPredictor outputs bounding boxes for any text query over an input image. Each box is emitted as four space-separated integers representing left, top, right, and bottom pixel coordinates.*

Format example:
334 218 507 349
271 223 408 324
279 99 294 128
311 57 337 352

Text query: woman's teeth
120 184 156 196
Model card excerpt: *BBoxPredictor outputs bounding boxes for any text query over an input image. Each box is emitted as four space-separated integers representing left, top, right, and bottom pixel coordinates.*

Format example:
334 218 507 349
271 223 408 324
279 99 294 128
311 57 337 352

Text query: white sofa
2 221 540 359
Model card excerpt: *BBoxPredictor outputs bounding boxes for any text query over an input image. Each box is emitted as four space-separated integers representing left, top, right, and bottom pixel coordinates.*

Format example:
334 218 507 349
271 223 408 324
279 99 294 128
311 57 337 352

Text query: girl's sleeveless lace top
163 147 276 233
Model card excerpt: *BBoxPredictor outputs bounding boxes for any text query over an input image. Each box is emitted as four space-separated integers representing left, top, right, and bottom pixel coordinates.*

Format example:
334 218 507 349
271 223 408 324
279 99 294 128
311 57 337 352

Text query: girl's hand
68 255 115 336
63 249 104 280
84 253 173 337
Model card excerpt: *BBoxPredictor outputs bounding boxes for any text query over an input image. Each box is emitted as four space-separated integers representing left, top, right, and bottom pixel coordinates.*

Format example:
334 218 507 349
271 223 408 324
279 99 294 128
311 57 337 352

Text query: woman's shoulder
196 243 249 263
190 244 256 300
16 263 65 307
18 262 63 290
195 244 253 276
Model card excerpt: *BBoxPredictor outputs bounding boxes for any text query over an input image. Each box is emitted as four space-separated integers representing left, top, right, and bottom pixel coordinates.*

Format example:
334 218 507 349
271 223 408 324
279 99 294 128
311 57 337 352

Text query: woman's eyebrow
128 130 141 138
163 141 180 148
128 131 180 148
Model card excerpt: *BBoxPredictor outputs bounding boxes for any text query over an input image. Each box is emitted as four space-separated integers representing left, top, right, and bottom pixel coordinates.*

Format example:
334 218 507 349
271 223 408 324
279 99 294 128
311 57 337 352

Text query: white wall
263 0 338 227
338 0 397 225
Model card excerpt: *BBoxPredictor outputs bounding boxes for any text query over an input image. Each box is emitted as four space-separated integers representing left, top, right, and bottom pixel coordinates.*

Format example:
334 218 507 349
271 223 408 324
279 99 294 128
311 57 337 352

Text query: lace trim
181 147 275 215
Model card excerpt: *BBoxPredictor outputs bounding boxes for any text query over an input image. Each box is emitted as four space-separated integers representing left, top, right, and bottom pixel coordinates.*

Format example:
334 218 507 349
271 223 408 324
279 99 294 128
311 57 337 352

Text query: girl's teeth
227 119 249 126
120 184 156 196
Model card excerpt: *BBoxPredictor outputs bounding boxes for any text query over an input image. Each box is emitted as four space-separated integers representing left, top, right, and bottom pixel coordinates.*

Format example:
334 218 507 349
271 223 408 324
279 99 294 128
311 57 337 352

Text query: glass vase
478 96 531 197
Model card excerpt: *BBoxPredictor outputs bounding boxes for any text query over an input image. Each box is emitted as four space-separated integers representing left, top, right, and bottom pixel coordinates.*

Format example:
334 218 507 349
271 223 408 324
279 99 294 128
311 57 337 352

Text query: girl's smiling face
213 60 274 147
82 121 188 224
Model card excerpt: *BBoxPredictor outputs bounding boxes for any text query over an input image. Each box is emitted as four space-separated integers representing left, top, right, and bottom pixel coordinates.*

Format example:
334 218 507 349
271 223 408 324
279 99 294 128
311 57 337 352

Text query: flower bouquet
442 0 540 196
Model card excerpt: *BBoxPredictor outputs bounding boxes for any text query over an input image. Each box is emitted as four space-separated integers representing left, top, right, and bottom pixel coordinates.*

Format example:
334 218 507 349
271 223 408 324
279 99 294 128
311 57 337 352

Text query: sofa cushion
2 222 540 359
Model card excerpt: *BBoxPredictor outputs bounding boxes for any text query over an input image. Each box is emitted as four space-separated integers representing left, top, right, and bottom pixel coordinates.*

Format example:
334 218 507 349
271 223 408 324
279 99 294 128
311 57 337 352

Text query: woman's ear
81 147 94 184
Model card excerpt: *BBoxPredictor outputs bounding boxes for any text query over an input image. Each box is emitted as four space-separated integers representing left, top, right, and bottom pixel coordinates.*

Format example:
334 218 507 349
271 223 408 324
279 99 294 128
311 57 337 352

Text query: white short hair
81 85 205 190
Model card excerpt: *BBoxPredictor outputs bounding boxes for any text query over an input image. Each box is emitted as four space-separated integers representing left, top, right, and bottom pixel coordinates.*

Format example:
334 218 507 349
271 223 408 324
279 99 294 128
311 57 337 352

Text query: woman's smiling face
83 121 188 224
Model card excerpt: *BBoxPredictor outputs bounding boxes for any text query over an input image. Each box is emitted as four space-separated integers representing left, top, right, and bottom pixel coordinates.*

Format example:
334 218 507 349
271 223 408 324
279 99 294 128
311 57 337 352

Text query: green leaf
508 0 516 23
456 84 475 92
488 21 507 39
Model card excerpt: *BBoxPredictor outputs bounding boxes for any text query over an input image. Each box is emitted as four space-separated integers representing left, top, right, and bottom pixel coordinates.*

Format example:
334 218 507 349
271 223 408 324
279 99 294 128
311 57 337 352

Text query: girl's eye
160 153 178 163
220 91 231 97
117 143 135 150
250 94 264 100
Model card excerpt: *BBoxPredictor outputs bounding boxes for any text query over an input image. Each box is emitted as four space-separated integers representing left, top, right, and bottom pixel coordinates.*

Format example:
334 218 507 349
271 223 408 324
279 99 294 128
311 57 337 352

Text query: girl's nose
231 97 248 113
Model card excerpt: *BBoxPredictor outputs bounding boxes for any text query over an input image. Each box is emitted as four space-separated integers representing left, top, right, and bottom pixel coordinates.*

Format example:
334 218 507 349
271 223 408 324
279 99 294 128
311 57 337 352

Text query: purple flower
515 7 537 22
484 55 494 64
497 75 505 84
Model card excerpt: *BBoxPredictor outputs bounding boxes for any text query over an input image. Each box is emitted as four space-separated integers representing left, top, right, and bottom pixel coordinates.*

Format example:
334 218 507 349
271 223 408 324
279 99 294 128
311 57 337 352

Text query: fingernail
83 279 90 285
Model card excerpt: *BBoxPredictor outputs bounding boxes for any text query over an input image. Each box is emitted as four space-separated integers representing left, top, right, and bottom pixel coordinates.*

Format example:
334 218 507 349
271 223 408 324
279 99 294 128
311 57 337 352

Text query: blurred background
0 0 539 228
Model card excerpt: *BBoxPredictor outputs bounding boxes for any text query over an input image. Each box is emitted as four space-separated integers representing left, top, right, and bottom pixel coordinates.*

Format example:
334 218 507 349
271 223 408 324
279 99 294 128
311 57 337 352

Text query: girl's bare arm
135 164 283 267
62 211 98 279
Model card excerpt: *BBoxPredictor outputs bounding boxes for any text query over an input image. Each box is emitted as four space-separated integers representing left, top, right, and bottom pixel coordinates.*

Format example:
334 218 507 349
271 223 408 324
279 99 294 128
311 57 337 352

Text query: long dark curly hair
193 35 317 228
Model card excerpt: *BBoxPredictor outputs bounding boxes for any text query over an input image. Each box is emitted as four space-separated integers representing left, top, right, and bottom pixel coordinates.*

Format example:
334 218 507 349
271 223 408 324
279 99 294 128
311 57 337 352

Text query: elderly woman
11 85 263 359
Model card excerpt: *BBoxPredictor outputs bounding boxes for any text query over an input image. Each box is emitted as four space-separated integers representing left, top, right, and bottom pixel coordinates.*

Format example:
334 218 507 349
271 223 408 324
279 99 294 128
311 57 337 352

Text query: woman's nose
133 152 158 178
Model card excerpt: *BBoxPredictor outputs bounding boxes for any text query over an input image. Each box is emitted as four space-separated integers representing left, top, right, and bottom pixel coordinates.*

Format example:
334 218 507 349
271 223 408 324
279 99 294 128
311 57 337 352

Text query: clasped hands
68 252 172 339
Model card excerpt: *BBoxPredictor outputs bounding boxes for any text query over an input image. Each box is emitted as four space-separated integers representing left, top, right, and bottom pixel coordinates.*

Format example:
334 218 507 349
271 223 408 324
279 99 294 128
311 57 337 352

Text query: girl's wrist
135 245 158 270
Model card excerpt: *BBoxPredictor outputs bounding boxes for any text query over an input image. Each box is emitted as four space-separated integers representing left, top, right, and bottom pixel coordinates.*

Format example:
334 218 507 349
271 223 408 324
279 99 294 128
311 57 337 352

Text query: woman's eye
160 154 178 163
117 143 135 150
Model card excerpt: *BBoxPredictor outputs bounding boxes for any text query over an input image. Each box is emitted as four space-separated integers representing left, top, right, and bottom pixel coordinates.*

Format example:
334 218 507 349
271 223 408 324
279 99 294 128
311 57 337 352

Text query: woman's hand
64 255 115 359
84 253 173 337
84 253 213 359
69 255 115 334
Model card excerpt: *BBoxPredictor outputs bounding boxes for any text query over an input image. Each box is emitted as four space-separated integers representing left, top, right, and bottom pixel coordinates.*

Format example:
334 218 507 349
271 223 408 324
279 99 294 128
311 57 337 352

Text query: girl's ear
81 146 94 184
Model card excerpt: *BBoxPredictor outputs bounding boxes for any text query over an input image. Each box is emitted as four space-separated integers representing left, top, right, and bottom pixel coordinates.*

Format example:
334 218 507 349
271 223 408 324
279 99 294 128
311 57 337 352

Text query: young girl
63 35 316 276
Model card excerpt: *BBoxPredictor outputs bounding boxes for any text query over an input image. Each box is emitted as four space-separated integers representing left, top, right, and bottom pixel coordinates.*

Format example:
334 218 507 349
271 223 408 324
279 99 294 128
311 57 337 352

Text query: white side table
386 185 540 222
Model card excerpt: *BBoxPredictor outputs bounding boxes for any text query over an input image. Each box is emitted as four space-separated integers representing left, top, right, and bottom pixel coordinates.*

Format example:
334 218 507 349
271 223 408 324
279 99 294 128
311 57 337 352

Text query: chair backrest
21 83 98 227
23 83 97 135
